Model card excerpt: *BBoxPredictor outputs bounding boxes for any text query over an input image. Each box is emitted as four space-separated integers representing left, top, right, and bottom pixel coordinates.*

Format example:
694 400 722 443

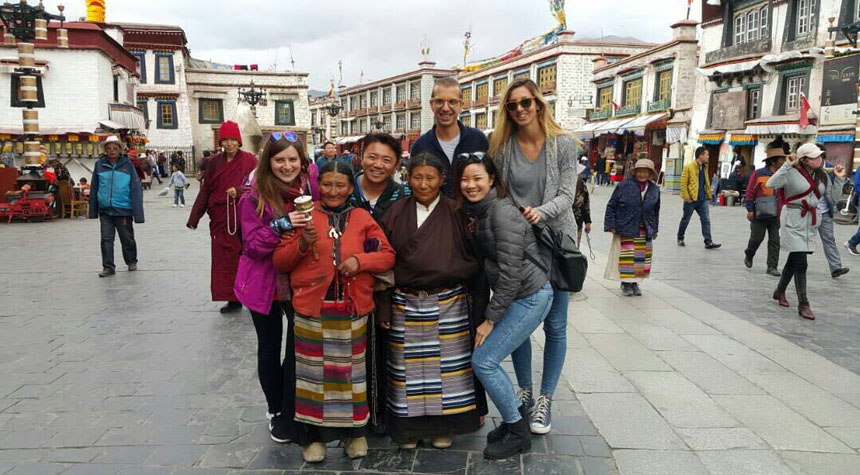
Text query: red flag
612 101 620 111
799 92 810 129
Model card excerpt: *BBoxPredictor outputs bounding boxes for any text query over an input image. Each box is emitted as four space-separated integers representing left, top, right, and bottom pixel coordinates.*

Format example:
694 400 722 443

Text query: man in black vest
411 77 488 197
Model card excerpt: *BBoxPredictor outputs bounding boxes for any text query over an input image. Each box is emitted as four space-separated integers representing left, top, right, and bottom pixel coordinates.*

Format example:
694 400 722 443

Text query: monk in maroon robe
187 121 257 313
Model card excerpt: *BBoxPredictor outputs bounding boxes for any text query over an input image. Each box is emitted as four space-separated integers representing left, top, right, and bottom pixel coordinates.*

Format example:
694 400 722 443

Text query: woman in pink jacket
234 132 317 443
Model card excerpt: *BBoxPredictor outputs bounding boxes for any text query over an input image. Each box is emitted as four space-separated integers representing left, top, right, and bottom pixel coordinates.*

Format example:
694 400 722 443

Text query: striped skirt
294 308 369 428
387 285 476 418
613 224 652 282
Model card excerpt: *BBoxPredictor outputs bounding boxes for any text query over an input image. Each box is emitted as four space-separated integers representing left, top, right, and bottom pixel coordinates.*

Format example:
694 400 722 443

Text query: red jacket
272 205 395 317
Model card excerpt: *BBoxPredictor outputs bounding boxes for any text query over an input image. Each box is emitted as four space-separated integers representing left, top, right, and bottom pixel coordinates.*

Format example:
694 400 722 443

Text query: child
78 177 91 198
168 164 188 207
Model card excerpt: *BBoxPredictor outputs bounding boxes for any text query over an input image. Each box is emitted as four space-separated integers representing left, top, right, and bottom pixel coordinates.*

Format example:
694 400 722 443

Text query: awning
98 119 128 131
697 131 725 144
0 125 98 135
744 123 818 136
729 134 757 146
572 121 604 138
696 58 761 78
618 114 667 135
593 117 636 134
336 135 364 145
816 129 855 143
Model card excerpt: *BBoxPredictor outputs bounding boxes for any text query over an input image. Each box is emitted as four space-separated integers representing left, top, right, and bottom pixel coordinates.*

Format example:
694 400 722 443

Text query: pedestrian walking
88 135 144 277
768 143 829 320
815 147 849 278
743 137 787 276
376 153 489 450
603 159 660 296
677 146 721 249
168 164 188 207
197 150 212 183
187 120 258 314
457 154 553 459
234 131 315 443
596 155 607 186
573 174 592 247
272 160 395 463
410 77 489 198
314 141 349 169
844 166 860 257
487 78 578 436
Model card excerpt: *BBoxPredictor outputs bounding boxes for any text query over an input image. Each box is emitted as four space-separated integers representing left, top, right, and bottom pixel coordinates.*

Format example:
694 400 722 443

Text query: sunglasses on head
270 131 298 143
457 151 487 164
504 98 534 112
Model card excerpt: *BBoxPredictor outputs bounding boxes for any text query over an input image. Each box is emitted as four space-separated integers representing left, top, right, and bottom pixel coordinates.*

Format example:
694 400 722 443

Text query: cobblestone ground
0 186 611 475
588 185 860 374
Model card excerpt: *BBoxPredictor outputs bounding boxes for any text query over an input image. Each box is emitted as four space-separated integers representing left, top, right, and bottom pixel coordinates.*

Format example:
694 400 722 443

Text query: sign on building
820 54 859 126
710 91 746 130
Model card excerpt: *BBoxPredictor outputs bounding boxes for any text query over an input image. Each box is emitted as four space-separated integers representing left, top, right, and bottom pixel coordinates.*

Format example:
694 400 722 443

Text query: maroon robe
188 150 257 301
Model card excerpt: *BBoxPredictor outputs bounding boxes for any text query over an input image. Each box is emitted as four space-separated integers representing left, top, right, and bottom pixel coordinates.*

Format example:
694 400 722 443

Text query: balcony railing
462 100 472 109
474 97 488 107
381 104 391 112
394 101 407 110
647 98 670 113
704 38 771 65
588 108 612 120
616 105 640 117
408 99 421 108
540 83 557 95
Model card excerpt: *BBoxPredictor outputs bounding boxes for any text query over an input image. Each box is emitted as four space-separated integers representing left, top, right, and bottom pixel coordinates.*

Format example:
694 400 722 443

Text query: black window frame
775 68 811 115
137 98 149 124
133 52 147 84
745 85 763 120
156 100 178 129
275 100 296 126
198 98 224 124
154 53 175 85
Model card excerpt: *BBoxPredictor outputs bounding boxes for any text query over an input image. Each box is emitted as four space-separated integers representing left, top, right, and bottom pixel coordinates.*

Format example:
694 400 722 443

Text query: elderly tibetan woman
376 153 489 450
272 161 395 463
603 159 661 297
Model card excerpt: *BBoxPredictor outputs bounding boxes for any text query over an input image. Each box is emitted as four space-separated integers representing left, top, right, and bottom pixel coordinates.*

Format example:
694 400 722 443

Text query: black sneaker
832 268 850 279
744 255 753 268
631 283 642 296
677 239 685 247
220 301 242 314
621 283 634 297
128 263 137 272
705 242 722 249
269 414 290 443
484 417 531 459
845 242 860 256
487 403 529 443
529 395 552 435
98 268 115 278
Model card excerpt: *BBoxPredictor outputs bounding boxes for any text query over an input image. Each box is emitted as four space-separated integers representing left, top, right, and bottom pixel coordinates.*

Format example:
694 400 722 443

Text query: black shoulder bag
523 222 588 293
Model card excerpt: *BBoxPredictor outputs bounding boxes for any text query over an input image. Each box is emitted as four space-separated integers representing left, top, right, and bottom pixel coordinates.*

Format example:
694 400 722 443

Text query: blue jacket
604 179 660 238
853 167 860 192
410 121 489 197
89 155 145 223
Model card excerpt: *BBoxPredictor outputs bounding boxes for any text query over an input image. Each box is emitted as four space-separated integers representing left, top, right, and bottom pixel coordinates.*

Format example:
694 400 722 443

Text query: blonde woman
487 78 579 435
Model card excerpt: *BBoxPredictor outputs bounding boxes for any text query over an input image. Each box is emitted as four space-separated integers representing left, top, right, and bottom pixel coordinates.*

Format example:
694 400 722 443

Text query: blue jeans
472 282 554 424
511 290 569 398
848 220 860 247
174 188 185 205
677 200 713 244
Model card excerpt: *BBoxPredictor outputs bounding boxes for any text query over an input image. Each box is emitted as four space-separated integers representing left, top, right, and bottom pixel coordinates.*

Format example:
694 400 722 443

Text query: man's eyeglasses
430 98 462 108
457 152 487 164
504 98 534 112
270 131 298 142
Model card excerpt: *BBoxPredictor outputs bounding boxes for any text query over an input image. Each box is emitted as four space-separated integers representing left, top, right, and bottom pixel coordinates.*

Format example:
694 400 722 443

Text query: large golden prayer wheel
86 0 106 23
22 110 38 134
34 19 47 41
23 141 42 166
19 76 38 103
57 28 68 48
17 43 35 68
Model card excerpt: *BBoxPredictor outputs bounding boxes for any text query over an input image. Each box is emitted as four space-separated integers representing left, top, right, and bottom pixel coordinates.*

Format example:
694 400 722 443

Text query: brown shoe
772 289 789 307
798 303 815 320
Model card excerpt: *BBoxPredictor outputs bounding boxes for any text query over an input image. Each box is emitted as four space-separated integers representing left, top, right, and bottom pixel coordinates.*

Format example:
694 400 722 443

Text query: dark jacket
744 166 780 213
470 194 548 323
88 154 145 223
604 179 659 238
410 121 489 197
348 173 411 221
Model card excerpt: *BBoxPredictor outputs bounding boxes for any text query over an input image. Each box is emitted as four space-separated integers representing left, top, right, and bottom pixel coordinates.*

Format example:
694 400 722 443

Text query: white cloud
40 0 702 90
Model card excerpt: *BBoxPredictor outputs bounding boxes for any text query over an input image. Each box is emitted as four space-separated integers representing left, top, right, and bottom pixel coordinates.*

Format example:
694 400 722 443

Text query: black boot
487 404 528 443
794 273 814 320
776 267 793 296
220 301 242 314
484 417 531 460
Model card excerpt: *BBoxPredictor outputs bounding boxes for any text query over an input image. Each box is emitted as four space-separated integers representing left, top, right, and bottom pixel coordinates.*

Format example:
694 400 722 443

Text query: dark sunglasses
504 98 534 112
270 131 298 142
457 151 487 164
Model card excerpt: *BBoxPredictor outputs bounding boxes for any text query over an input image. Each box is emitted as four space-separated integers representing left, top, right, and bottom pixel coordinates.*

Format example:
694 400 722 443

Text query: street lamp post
238 80 266 118
0 0 66 181
324 101 342 118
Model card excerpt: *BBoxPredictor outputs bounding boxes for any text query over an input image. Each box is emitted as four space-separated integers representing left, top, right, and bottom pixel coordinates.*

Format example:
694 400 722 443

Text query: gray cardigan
473 197 548 323
494 134 579 237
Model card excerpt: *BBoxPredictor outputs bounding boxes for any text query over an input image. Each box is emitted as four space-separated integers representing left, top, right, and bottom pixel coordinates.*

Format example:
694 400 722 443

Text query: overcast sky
42 0 702 90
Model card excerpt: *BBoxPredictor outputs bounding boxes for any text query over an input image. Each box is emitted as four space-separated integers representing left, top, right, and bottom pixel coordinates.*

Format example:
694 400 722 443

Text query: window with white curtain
785 76 807 112
796 0 816 37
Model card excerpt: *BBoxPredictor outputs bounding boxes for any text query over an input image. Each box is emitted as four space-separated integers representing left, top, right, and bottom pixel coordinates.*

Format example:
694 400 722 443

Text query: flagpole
686 0 692 20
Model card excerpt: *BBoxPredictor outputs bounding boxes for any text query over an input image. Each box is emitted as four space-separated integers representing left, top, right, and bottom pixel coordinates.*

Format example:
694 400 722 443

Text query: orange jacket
272 205 395 317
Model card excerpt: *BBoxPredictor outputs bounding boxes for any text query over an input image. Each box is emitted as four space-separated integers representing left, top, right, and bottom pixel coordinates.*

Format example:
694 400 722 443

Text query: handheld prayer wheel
294 196 314 220
22 110 39 134
34 19 47 41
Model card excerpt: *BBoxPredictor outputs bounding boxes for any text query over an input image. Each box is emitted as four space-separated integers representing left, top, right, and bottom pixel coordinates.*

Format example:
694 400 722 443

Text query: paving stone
623 371 737 428
616 323 698 351
824 426 860 449
713 395 853 453
522 454 584 475
411 449 467 474
4 463 68 475
467 454 522 475
357 448 415 472
41 447 101 463
143 445 208 467
199 443 261 469
779 450 860 475
682 335 786 375
579 393 685 449
656 351 764 395
744 371 860 427
614 450 708 475
579 436 611 457
674 428 768 450
565 349 636 393
578 455 617 475
696 450 795 475
543 435 584 456
584 334 671 372
93 446 157 465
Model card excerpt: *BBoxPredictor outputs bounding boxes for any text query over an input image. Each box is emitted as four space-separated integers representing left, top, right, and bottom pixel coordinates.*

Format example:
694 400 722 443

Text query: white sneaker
180 204 185 208
530 394 552 435
172 204 177 208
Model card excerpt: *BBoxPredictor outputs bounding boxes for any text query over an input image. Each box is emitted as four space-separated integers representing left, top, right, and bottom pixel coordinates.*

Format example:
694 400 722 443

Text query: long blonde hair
489 78 569 157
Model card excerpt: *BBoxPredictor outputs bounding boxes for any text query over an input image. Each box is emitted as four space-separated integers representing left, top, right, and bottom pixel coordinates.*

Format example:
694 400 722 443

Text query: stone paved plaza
1 186 860 474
